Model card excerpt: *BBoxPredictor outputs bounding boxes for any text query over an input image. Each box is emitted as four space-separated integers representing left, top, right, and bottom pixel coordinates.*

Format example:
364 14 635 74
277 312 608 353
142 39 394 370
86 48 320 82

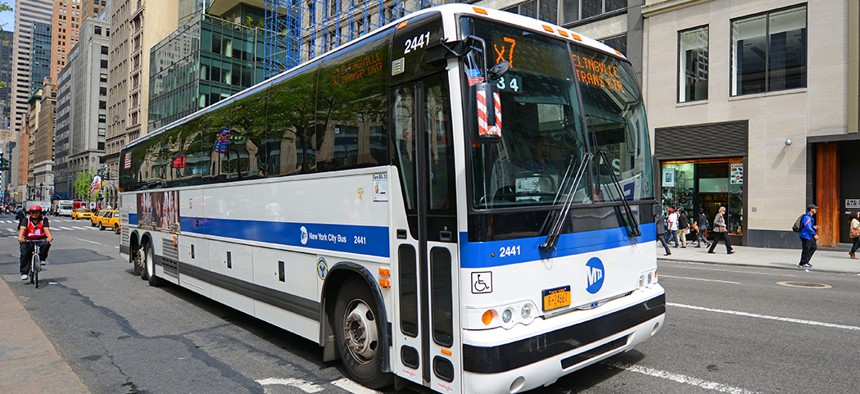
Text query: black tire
114 224 120 234
99 223 105 231
333 280 392 389
132 244 144 276
140 243 151 281
91 220 96 227
31 254 38 288
145 242 161 287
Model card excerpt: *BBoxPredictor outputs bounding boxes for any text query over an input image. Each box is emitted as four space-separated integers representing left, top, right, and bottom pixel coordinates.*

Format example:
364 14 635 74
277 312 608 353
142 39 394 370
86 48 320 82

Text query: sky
1 0 14 33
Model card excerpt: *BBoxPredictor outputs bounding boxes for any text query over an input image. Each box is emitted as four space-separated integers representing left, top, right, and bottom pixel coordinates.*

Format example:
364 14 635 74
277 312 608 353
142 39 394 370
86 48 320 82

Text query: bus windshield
465 18 653 209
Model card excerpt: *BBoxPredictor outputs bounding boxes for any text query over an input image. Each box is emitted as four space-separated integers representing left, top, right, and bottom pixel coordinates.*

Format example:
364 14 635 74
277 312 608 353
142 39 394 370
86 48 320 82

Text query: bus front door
392 74 461 391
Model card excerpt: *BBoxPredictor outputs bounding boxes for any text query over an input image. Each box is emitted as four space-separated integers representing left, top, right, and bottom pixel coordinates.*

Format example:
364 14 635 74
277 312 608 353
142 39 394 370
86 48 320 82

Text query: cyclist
17 205 53 280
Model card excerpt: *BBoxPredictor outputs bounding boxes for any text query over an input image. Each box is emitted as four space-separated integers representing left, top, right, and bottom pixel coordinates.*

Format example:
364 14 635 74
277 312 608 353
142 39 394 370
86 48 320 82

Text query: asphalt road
2 213 859 393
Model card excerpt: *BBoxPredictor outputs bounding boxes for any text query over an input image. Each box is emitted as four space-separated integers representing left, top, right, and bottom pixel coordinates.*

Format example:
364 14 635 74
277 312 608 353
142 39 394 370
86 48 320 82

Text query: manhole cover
777 281 832 289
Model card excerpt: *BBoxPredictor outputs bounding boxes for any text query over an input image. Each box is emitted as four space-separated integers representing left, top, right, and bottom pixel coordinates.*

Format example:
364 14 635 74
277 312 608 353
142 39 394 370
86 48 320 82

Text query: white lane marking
662 262 797 277
606 362 758 394
6 228 15 233
330 378 382 394
669 303 860 331
73 226 90 230
73 237 103 246
659 275 741 285
59 227 75 230
256 377 323 393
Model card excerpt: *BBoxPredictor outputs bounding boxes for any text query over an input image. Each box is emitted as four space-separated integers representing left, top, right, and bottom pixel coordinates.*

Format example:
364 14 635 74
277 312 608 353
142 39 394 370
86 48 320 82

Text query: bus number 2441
499 245 521 258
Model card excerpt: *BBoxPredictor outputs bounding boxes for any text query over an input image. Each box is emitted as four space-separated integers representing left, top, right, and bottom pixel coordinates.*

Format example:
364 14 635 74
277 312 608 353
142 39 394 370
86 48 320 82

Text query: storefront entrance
660 158 746 245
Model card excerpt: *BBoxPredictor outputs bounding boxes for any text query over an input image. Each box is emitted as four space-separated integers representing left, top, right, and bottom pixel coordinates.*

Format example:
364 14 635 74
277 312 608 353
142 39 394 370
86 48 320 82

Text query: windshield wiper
540 152 592 252
596 149 641 237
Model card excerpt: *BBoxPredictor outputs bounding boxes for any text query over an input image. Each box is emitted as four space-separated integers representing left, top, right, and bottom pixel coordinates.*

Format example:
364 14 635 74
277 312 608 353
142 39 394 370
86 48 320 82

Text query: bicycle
24 240 46 288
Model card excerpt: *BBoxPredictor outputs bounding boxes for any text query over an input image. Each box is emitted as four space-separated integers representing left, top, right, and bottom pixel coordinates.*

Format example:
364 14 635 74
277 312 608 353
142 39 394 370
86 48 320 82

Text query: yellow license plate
542 286 571 311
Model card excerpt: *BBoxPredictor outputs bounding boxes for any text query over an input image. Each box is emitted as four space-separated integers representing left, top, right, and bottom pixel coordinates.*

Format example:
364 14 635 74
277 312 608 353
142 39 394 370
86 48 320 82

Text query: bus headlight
467 300 538 330
638 269 659 290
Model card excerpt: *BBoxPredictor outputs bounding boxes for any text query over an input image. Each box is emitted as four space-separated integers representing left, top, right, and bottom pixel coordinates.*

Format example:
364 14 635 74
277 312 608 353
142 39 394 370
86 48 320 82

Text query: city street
2 213 859 393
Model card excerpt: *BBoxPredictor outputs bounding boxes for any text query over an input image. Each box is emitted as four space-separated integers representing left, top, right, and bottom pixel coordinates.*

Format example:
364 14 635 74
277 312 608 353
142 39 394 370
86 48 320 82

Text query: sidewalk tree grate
776 281 832 289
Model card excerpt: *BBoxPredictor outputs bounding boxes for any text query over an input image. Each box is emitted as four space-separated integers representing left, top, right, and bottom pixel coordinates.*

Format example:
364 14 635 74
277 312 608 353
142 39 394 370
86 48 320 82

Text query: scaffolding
264 0 441 79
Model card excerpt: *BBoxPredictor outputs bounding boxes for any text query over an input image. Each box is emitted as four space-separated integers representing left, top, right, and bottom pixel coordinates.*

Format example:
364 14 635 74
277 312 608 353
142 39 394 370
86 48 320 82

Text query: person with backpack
797 204 819 269
707 206 734 254
694 208 711 248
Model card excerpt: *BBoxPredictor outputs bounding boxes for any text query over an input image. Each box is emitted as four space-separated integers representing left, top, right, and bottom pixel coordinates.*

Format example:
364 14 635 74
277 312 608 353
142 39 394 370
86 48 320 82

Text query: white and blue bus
119 4 664 393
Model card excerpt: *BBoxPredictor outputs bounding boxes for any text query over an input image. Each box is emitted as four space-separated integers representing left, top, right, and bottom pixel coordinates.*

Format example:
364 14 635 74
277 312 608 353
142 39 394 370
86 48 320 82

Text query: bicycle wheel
30 252 37 287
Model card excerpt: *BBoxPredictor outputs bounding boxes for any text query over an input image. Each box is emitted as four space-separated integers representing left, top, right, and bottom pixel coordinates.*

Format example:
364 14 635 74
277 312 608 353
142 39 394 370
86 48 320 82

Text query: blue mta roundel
585 257 605 294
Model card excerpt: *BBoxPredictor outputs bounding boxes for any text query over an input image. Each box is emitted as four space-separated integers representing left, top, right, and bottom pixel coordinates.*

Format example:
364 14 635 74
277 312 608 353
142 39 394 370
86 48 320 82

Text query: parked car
97 210 120 233
72 208 93 220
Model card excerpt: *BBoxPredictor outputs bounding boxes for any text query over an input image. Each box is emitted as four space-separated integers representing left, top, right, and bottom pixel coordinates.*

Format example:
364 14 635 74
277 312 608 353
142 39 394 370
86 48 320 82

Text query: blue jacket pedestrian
798 204 819 268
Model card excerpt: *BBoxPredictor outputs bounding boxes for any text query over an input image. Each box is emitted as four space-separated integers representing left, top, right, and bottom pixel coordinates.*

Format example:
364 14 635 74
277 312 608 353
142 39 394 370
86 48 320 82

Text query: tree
74 170 99 202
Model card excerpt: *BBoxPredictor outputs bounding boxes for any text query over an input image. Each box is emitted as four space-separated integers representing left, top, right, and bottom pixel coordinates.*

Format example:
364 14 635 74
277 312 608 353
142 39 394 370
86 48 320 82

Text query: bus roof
125 4 626 150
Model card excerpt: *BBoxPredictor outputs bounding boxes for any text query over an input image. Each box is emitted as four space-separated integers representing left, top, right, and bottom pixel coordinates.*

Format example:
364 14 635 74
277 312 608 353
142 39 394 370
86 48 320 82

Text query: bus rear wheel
132 245 144 276
333 280 392 389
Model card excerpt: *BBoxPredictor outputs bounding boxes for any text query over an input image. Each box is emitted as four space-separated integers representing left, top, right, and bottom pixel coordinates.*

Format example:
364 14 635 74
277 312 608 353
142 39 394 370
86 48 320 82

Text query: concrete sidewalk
0 276 89 394
657 241 860 274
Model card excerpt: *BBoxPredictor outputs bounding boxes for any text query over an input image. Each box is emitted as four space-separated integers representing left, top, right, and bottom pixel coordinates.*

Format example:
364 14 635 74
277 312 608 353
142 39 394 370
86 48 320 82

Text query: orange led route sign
571 53 624 92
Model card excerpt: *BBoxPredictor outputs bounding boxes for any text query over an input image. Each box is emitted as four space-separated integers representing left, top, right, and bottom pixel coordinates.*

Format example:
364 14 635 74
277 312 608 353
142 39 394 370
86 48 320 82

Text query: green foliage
73 170 99 201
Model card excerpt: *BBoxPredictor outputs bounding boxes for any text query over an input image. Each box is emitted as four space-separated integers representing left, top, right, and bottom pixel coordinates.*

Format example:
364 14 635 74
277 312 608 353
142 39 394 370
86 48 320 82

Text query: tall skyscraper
106 0 178 207
0 29 12 131
10 0 53 147
50 0 100 84
55 16 111 199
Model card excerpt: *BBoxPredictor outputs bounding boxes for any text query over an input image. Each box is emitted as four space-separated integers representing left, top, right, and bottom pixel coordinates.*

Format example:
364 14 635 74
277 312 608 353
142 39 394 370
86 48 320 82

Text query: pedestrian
798 204 819 269
848 211 860 259
667 208 678 247
677 208 689 248
707 206 734 254
695 208 711 248
655 210 671 256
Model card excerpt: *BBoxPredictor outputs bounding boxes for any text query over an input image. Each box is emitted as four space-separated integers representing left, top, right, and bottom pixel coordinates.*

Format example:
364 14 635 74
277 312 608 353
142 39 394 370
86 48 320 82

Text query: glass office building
149 3 273 131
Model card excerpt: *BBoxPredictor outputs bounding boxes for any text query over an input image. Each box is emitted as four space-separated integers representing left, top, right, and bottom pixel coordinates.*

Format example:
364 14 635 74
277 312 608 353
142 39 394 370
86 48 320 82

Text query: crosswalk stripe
6 228 15 233
59 227 74 230
73 226 89 230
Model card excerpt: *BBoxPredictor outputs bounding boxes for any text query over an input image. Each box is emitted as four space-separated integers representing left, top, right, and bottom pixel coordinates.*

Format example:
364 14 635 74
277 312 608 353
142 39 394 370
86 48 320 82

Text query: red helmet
29 205 43 212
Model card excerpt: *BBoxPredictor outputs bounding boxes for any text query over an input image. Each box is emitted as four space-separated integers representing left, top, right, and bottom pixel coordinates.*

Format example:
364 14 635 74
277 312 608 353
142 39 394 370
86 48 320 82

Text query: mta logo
585 257 605 294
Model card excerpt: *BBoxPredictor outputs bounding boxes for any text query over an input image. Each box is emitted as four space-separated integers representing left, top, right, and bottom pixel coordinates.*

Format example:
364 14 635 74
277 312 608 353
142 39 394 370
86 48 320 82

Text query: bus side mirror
475 81 502 141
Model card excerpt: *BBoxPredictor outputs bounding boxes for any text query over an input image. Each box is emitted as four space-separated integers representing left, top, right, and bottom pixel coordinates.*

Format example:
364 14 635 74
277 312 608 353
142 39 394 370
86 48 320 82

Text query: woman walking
849 211 860 259
707 206 734 254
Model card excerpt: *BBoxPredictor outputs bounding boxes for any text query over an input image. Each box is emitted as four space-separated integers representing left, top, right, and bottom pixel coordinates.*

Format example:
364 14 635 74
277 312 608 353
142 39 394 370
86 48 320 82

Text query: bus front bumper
461 286 665 393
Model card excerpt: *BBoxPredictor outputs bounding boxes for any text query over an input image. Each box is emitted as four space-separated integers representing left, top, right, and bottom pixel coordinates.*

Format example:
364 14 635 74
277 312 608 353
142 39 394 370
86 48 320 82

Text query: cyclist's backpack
792 215 805 232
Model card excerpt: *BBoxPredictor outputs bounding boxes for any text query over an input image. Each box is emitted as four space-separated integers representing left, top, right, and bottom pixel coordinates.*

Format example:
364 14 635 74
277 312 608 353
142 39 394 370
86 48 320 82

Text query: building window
94 26 102 35
562 0 626 25
731 5 806 96
601 34 627 55
503 0 557 24
679 26 709 102
101 45 108 55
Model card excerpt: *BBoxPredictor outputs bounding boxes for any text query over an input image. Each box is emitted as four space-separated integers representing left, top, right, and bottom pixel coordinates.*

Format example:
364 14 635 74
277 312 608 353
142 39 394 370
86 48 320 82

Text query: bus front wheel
333 280 392 389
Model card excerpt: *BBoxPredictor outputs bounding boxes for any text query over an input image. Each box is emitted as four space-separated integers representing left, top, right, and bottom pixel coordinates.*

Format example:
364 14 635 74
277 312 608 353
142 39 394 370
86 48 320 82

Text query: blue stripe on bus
129 213 138 225
459 223 657 268
178 217 391 258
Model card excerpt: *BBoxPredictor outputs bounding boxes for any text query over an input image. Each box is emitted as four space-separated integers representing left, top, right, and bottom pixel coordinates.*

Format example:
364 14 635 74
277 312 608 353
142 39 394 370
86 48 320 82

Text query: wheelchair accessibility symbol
471 271 493 294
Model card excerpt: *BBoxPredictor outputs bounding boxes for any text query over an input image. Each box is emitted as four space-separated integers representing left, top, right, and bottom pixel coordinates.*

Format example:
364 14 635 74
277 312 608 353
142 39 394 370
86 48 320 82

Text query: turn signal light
473 7 488 15
481 310 494 326
441 348 452 356
379 279 391 288
397 21 408 30
378 267 390 277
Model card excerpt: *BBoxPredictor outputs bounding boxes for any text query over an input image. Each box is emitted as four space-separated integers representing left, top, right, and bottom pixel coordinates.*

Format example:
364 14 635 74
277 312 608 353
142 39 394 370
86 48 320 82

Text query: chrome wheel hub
343 302 377 363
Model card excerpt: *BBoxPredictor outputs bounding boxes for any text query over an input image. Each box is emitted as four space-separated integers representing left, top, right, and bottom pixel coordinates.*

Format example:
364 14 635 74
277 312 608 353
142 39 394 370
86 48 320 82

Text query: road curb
0 276 90 394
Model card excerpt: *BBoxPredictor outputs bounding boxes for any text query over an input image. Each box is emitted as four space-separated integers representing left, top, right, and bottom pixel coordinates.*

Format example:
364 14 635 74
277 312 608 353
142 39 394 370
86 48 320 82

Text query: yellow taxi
91 209 109 227
72 208 92 220
97 210 120 233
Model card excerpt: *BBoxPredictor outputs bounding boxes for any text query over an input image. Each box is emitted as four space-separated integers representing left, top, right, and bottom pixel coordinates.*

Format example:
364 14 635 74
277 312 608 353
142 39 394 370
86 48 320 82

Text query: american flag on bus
466 68 484 87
